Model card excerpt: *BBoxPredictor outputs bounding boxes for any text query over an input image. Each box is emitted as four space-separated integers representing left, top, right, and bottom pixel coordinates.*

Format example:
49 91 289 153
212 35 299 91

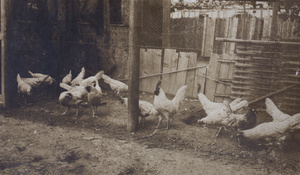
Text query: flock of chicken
16 67 300 148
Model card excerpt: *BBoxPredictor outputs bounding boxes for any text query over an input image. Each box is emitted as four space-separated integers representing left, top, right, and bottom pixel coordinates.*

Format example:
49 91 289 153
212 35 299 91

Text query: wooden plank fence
138 12 300 108
140 49 208 99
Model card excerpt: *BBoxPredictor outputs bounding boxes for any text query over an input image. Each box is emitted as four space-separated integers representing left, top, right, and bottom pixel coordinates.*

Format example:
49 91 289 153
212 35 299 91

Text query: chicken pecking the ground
59 84 89 117
17 74 32 104
62 70 72 85
22 76 50 88
197 90 256 138
28 70 55 86
118 96 161 127
238 113 300 147
80 70 104 87
86 79 106 118
102 74 128 96
153 81 187 130
70 67 85 86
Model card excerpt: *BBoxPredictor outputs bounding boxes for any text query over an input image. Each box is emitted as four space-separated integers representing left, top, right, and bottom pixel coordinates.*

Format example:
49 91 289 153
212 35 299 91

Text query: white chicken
153 81 187 130
70 67 85 86
17 74 32 103
265 98 290 122
22 76 50 88
59 85 88 116
28 70 55 86
86 79 106 118
238 113 300 146
79 70 104 87
198 93 248 116
62 70 72 84
119 96 161 126
102 74 128 95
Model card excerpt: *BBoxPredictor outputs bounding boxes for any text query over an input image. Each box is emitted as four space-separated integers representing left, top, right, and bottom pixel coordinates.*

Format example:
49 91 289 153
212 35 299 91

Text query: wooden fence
139 48 208 99
138 14 300 114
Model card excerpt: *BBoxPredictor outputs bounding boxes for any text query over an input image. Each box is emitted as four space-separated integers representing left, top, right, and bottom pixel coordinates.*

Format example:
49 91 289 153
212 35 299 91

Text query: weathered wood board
139 49 162 93
175 52 189 93
162 49 179 95
185 52 197 98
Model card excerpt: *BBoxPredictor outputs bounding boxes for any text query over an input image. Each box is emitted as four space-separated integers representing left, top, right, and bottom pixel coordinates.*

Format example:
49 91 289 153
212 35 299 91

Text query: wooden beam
1 0 9 107
215 37 300 45
270 1 279 40
162 0 171 48
127 0 140 132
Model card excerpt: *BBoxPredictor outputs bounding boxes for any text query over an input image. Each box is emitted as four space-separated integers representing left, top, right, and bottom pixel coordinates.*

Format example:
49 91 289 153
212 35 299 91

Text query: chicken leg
61 107 70 116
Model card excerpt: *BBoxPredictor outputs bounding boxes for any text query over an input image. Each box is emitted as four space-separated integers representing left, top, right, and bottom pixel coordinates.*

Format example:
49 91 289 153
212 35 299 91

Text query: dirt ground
0 91 300 175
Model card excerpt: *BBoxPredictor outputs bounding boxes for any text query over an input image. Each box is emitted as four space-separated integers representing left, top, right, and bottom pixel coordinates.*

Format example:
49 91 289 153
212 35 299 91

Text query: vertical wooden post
162 0 171 48
127 0 140 132
1 0 8 107
270 1 279 40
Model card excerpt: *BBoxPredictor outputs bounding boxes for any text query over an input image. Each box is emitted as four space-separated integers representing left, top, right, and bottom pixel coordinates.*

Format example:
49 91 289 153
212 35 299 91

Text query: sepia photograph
0 0 300 174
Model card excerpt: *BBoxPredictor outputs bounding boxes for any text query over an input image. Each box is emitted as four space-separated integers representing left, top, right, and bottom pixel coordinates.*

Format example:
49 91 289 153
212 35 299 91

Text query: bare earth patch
0 91 299 174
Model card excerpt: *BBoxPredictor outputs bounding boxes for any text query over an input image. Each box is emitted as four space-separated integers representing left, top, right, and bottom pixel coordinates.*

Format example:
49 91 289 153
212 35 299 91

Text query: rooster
59 84 89 116
153 81 187 130
70 67 85 86
86 79 106 118
62 70 72 84
102 74 128 95
80 70 104 87
118 96 161 126
17 74 32 103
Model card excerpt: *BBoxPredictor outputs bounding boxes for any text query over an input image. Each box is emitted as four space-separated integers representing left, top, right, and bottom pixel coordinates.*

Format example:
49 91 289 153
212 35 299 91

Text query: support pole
1 0 8 107
270 1 279 40
127 0 140 132
162 0 171 48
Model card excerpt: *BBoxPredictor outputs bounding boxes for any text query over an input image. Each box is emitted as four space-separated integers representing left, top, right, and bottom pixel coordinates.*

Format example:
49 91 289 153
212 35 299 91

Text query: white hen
80 70 104 87
120 97 161 126
153 81 187 130
265 98 290 122
28 70 55 86
62 70 72 84
102 74 128 95
239 113 300 146
71 67 85 86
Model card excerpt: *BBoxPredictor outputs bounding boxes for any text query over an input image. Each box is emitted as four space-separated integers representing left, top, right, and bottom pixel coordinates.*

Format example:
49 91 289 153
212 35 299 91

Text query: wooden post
1 0 8 107
162 0 171 48
270 1 279 40
127 0 140 132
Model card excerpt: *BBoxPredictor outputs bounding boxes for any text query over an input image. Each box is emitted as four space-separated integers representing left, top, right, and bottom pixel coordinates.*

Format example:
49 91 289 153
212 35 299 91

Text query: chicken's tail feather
172 85 187 108
95 70 104 80
60 83 73 91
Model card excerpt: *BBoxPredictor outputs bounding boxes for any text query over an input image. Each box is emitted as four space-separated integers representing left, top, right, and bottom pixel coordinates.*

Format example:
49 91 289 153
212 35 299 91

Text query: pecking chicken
70 67 85 86
118 96 161 126
102 74 128 95
59 85 89 116
62 70 72 84
198 92 248 116
85 79 106 118
153 81 187 130
238 113 300 147
80 70 104 87
28 70 56 86
17 74 32 103
22 76 50 88
265 98 290 122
